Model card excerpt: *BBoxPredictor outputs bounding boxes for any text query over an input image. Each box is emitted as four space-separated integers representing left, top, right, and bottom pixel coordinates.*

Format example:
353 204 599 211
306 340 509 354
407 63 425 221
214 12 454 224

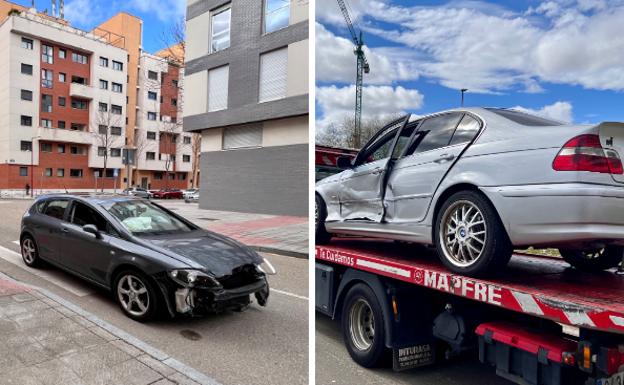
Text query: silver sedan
315 108 624 276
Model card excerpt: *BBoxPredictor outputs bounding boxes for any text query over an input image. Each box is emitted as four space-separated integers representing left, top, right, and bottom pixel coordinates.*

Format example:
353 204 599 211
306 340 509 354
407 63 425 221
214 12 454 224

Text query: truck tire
315 195 331 244
559 246 623 271
341 283 387 368
434 190 512 277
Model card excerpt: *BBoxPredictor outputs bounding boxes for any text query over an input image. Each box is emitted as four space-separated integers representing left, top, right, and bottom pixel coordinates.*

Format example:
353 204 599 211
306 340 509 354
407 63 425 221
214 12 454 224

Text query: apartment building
184 0 309 216
0 8 128 190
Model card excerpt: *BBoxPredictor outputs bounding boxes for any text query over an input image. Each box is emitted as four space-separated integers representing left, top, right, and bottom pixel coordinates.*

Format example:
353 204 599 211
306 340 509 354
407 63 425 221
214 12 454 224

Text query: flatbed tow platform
316 239 624 385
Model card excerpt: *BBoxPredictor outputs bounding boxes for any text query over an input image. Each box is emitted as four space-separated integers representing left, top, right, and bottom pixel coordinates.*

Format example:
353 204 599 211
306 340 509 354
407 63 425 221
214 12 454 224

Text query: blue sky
316 0 624 131
11 0 185 53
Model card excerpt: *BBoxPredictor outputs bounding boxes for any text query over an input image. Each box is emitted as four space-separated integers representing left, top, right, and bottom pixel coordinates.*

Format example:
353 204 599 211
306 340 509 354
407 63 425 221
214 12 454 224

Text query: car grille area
218 264 262 289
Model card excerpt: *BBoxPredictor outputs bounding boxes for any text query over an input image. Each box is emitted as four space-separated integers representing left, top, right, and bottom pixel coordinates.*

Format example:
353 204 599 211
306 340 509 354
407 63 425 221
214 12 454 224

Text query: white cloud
316 85 424 129
512 101 573 123
64 0 104 27
128 0 186 22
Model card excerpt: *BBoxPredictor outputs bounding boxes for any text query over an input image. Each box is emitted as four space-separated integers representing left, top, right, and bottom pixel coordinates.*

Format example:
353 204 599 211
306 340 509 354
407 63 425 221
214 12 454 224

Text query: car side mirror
337 156 353 169
83 224 101 238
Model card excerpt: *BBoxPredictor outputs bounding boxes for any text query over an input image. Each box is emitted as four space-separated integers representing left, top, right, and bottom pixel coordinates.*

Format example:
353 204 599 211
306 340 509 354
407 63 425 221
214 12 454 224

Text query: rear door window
410 113 463 155
42 200 69 220
449 114 481 145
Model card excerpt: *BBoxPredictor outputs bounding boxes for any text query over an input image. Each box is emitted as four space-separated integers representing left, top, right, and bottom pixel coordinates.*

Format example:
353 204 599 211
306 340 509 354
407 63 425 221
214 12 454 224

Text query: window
99 57 108 67
265 0 290 33
183 154 191 163
59 49 66 59
111 105 122 115
259 48 287 102
21 37 33 50
147 112 157 121
171 117 177 124
98 102 108 112
21 63 33 75
112 60 123 71
42 44 53 64
208 65 229 111
98 147 106 156
58 96 66 107
171 98 177 107
172 79 178 88
20 141 32 151
72 52 88 64
98 125 107 135
99 79 108 90
21 116 32 126
110 127 122 136
42 200 69 219
70 201 111 233
41 119 52 128
59 72 66 82
70 169 83 178
449 115 481 146
57 144 65 153
486 108 564 126
210 5 231 53
21 89 32 101
70 123 86 131
146 152 155 160
71 75 86 85
58 121 66 129
178 173 186 181
223 125 262 150
183 136 191 144
19 167 28 177
70 146 85 154
110 148 121 157
57 168 64 177
71 99 87 109
409 113 464 155
41 69 53 88
112 82 122 93
153 172 163 180
41 94 52 112
147 91 157 100
147 71 158 80
168 173 175 181
44 168 52 177
146 131 156 140
40 142 52 152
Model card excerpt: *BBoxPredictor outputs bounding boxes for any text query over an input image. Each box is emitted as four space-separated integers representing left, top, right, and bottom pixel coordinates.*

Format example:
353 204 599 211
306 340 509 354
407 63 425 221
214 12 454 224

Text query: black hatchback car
20 194 272 321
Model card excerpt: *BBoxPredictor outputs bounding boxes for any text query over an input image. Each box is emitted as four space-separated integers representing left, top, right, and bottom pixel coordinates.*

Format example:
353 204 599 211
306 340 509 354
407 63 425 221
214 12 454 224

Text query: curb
0 271 223 385
251 245 308 259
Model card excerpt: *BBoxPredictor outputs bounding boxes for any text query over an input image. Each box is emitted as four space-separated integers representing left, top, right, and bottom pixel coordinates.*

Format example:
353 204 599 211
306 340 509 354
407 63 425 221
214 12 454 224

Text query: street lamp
30 135 41 196
461 89 468 107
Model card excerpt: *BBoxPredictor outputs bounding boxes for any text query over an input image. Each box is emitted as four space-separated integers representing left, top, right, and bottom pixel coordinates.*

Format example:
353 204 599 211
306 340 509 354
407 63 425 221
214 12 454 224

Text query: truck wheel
559 246 622 271
315 195 331 244
435 191 512 277
341 283 387 368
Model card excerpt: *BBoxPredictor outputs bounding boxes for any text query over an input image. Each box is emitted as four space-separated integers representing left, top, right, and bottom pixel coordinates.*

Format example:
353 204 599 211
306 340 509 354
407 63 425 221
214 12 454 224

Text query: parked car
20 194 275 321
151 189 183 199
315 108 624 277
122 187 152 199
182 188 199 199
185 191 199 203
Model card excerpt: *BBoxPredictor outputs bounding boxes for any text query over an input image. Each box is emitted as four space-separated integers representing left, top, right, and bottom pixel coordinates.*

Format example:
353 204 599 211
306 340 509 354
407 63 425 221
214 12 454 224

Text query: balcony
37 126 92 145
69 83 95 100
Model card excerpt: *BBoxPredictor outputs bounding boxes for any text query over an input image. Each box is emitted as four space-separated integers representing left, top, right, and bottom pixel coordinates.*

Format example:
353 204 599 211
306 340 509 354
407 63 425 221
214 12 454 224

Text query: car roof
36 192 143 206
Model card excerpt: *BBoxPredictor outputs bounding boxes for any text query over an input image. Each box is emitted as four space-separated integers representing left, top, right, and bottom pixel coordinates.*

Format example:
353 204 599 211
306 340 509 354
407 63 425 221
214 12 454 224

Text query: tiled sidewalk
159 201 308 257
0 273 219 385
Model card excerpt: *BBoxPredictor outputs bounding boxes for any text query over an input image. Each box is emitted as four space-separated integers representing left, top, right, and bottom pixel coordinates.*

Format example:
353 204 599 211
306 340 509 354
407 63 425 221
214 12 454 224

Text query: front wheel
114 270 159 322
435 191 512 277
341 284 387 368
559 247 623 271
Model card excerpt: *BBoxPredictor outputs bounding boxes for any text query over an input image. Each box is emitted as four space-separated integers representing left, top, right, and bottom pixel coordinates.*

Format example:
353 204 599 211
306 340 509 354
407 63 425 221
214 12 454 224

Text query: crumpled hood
141 229 263 277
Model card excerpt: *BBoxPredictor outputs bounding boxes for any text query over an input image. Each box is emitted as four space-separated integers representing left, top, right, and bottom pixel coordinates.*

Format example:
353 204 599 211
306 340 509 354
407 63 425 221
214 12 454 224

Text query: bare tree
158 18 185 65
316 114 402 150
91 106 123 191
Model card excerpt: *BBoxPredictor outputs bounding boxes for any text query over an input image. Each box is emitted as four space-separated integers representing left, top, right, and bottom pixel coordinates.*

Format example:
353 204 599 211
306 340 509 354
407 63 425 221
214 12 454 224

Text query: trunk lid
598 122 624 183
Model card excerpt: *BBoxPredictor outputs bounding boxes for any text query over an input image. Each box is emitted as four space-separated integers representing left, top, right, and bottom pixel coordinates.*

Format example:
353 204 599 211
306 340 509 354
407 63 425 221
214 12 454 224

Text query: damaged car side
20 194 274 322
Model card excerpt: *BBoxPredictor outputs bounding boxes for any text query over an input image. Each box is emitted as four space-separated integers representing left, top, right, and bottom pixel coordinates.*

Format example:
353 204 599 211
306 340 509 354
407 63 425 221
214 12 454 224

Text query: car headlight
169 269 221 288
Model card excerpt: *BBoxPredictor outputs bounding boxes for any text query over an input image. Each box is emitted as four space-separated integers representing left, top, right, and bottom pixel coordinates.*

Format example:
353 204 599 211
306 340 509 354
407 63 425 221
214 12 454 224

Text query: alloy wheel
117 274 150 317
348 298 375 351
439 200 487 267
22 238 36 264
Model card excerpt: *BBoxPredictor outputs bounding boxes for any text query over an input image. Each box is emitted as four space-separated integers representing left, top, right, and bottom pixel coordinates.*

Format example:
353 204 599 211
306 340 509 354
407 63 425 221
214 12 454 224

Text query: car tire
341 283 387 368
559 247 623 271
434 190 512 277
113 269 160 322
20 235 41 268
315 194 331 244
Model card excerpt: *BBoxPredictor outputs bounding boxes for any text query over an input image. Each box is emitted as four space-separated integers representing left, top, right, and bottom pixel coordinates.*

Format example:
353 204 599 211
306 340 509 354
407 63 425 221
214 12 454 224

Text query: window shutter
223 125 262 150
208 65 229 112
259 47 287 102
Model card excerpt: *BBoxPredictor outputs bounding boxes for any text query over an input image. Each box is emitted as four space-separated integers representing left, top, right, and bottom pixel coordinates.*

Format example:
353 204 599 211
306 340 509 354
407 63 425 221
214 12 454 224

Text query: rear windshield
486 108 564 126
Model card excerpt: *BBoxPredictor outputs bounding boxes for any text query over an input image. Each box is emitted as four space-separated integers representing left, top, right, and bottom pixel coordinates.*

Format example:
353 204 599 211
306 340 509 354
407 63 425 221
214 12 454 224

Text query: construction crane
336 0 370 148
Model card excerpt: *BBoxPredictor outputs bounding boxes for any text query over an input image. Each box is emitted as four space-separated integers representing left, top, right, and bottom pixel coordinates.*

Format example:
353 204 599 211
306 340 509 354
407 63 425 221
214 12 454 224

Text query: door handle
435 154 455 163
61 227 69 233
372 168 383 175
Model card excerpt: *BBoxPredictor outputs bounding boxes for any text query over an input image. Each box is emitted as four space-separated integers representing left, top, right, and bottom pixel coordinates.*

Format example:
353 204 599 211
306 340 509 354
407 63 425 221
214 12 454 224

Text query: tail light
601 346 624 375
552 134 623 174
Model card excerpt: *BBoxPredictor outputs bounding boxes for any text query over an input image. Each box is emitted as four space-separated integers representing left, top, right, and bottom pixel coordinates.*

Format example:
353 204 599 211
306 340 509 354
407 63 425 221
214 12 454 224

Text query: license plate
598 371 624 385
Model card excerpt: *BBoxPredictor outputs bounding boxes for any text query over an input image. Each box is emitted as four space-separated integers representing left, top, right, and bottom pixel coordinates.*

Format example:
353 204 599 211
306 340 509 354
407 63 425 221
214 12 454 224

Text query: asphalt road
0 199 308 385
316 314 511 385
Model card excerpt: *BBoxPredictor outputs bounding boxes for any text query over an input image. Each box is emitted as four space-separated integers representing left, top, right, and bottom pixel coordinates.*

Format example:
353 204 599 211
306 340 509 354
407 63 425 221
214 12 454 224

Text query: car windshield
486 108 564 126
105 200 194 234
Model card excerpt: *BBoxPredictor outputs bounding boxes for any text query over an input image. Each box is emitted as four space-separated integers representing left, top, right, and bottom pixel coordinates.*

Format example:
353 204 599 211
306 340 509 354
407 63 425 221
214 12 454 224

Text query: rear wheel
341 284 387 368
315 195 331 244
559 247 623 271
20 235 41 267
435 191 512 277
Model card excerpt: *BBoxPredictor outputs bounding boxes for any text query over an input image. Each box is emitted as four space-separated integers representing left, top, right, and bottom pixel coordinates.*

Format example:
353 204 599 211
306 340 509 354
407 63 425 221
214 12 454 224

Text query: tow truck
316 239 624 385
